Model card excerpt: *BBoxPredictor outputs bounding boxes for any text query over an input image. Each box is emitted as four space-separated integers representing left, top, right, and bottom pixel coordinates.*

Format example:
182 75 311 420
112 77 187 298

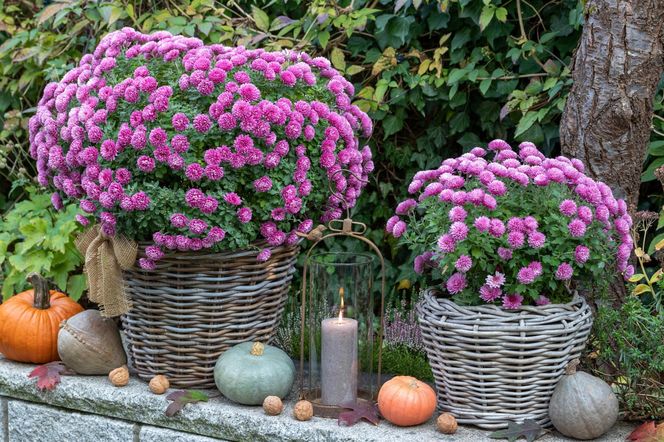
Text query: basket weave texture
416 288 592 430
121 243 299 389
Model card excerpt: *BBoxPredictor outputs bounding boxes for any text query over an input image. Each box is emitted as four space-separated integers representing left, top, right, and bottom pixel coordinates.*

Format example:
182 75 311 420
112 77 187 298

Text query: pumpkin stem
250 342 265 356
27 273 51 310
565 358 581 375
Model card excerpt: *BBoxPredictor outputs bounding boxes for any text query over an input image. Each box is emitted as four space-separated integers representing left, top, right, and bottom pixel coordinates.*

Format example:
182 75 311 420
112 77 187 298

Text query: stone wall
0 357 634 442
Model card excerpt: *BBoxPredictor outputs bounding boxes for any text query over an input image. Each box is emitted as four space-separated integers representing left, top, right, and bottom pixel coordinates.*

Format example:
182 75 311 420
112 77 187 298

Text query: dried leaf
338 400 380 426
28 361 72 391
489 419 543 442
165 390 209 417
627 421 664 442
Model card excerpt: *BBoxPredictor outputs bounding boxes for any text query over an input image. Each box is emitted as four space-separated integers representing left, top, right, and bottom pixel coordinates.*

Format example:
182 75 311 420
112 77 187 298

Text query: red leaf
28 362 71 391
627 421 664 442
338 400 380 426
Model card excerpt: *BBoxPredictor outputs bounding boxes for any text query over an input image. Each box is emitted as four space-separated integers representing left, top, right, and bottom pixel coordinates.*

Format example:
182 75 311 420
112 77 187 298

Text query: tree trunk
560 0 664 303
561 0 664 208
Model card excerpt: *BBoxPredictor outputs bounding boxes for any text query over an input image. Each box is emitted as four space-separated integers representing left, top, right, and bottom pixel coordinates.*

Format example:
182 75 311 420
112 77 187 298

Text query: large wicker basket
416 288 593 430
121 243 299 388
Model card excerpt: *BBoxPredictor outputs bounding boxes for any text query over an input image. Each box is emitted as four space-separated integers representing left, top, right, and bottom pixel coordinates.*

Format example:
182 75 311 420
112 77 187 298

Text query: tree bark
560 0 664 208
560 0 664 303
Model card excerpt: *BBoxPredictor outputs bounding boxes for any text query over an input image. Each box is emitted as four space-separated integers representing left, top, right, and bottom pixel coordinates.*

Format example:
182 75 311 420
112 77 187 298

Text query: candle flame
338 287 345 323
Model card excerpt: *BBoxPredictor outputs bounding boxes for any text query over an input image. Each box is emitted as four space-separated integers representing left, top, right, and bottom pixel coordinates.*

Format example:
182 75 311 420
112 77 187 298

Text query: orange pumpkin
0 273 84 363
377 375 437 426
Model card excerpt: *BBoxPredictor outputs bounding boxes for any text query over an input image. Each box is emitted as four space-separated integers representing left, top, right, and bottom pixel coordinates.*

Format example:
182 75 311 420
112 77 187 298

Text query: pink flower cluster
387 139 634 308
29 28 373 268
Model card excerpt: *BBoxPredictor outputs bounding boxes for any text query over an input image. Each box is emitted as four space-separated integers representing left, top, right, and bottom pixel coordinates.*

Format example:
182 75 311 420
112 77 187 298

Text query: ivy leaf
251 6 270 32
479 6 495 31
627 421 664 442
337 400 380 426
489 419 543 442
165 390 209 417
28 362 73 391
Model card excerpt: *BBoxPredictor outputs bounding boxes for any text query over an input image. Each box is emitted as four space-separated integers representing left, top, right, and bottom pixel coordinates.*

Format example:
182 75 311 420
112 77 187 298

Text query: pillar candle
321 317 358 405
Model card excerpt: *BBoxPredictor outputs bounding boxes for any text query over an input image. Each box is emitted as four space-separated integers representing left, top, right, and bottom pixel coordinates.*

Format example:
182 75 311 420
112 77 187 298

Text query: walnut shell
108 366 129 387
436 413 458 434
149 375 170 394
293 400 313 421
263 395 283 416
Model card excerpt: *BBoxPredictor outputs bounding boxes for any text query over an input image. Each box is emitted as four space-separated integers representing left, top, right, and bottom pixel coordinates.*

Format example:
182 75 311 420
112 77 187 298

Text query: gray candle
321 316 358 405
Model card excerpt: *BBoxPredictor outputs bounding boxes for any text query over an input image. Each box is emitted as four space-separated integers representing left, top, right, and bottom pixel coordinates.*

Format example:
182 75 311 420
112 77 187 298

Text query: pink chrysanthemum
486 272 506 288
568 219 586 237
502 293 523 309
574 245 590 264
449 221 469 241
555 262 573 280
559 199 577 216
455 255 473 273
479 285 502 302
446 272 467 294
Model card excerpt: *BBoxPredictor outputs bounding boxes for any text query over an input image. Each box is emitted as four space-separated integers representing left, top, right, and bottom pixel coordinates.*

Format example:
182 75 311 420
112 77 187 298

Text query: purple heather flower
446 272 467 294
502 293 524 309
555 262 574 280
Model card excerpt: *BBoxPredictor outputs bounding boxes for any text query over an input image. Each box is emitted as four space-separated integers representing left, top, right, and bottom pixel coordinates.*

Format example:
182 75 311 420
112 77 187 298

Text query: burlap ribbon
76 225 138 317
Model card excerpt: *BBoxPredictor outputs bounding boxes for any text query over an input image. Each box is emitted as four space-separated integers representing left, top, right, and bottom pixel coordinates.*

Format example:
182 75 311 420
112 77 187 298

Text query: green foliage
0 188 86 300
0 0 587 294
381 344 433 382
590 296 664 420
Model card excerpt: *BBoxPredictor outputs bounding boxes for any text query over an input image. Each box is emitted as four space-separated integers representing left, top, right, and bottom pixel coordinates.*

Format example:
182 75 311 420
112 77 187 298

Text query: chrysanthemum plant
387 140 634 309
29 28 373 269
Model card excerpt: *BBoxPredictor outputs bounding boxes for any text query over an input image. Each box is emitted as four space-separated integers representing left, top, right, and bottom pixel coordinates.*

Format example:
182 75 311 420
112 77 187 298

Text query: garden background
0 0 662 419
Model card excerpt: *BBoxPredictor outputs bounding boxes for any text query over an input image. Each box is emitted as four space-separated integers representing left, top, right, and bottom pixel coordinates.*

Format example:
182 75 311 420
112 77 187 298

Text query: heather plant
387 139 634 308
28 27 373 268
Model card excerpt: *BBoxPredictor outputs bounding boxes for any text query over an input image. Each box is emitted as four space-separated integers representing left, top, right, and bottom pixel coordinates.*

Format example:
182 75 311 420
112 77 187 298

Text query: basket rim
420 286 586 311
134 239 301 261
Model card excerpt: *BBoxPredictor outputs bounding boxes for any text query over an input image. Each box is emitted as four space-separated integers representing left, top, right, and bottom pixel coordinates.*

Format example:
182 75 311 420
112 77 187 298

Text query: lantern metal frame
296 171 386 418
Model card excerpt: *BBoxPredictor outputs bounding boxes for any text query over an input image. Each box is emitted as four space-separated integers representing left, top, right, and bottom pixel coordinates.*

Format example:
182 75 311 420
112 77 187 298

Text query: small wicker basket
416 288 593 430
121 242 299 389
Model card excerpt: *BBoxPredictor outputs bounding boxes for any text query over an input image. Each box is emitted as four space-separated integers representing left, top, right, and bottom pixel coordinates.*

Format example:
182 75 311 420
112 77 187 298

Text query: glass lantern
297 217 385 418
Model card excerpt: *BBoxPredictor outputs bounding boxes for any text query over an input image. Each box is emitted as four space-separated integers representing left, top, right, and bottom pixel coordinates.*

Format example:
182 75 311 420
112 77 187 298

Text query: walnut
293 400 314 421
263 396 283 416
108 366 129 387
149 375 170 394
436 413 458 434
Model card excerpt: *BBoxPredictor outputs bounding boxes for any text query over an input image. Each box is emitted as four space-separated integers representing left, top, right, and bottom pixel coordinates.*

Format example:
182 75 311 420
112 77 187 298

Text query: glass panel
305 252 376 406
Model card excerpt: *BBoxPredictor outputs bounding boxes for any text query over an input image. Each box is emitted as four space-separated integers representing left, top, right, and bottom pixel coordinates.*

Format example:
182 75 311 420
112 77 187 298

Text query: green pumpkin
214 341 296 405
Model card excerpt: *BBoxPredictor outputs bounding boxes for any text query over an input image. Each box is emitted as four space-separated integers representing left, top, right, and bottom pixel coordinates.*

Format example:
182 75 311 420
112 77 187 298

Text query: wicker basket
416 288 593 430
121 243 299 389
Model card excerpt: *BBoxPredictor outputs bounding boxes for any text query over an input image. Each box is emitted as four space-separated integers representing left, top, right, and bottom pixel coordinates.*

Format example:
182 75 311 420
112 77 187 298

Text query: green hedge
0 0 661 298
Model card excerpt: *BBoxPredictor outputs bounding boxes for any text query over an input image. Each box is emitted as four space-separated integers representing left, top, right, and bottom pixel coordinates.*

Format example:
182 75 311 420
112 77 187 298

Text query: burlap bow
76 225 138 317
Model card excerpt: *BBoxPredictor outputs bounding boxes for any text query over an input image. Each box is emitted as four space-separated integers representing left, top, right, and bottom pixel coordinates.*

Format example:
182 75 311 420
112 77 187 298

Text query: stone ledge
0 356 634 441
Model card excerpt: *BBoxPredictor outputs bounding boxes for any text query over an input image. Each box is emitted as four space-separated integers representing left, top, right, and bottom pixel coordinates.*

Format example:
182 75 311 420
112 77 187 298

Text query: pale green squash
214 342 295 405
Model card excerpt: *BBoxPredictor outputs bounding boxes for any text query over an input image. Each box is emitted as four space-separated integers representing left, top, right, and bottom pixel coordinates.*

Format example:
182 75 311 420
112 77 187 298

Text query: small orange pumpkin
0 273 84 363
377 375 437 426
